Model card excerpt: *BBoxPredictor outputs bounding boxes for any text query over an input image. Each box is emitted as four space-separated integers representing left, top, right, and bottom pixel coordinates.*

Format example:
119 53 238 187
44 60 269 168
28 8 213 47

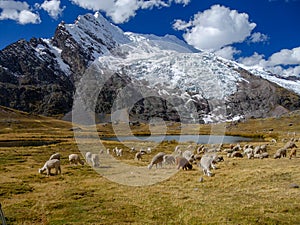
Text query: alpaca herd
38 138 298 178
144 138 298 177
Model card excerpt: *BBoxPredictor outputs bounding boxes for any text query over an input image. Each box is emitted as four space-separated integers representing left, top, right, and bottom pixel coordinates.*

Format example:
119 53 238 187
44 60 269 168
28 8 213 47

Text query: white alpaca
116 148 123 157
85 152 92 164
199 154 218 177
39 159 61 176
147 147 152 153
68 154 84 165
49 153 61 161
91 154 100 167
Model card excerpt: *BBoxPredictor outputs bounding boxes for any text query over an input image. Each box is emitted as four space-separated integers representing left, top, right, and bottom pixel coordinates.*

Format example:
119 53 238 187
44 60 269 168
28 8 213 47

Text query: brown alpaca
176 157 193 170
289 148 297 159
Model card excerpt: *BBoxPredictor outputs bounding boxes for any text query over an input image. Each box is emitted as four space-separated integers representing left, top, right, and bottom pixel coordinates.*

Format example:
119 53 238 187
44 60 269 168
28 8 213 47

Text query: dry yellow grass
1 106 300 224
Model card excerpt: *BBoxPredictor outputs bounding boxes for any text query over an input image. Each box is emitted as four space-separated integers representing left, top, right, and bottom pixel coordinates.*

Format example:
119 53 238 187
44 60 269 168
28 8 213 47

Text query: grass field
0 106 300 224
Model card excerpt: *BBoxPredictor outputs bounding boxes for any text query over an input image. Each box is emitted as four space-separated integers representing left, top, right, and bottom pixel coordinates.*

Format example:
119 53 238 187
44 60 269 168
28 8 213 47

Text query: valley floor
0 108 300 224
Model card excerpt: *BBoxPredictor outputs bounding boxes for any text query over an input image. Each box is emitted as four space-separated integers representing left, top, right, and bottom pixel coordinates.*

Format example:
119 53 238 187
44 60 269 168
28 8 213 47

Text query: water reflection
102 134 256 144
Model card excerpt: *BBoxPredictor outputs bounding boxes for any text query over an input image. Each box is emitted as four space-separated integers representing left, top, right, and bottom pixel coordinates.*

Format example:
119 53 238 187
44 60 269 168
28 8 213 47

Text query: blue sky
1 0 300 77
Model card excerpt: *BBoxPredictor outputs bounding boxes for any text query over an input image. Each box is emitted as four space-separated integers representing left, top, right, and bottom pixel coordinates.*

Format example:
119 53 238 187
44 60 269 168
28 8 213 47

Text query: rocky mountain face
0 12 300 123
0 38 73 115
226 68 300 119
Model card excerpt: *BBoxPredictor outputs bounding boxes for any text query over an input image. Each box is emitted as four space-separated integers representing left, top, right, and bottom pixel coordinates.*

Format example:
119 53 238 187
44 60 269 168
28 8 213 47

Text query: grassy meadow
0 106 300 224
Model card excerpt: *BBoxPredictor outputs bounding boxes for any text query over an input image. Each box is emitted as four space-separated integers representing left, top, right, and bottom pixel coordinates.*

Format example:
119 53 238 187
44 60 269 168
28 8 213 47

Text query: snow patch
43 38 71 75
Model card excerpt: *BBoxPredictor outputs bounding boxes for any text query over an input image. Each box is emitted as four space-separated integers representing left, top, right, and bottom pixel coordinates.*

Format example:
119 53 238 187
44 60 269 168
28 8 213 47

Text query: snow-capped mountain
0 12 299 122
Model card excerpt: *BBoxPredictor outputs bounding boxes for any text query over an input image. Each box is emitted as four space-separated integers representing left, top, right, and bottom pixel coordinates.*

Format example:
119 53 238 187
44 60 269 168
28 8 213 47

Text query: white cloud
268 47 300 66
173 19 192 30
173 0 190 5
238 52 265 66
0 0 40 24
173 5 256 51
214 46 241 60
140 0 168 9
239 47 300 68
70 0 191 23
239 47 300 77
18 9 40 24
107 0 140 24
286 65 300 76
39 0 64 19
249 32 269 43
267 65 300 77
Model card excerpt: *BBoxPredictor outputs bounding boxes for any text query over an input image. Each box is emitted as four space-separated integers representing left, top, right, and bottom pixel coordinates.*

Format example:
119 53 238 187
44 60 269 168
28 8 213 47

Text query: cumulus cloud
173 5 256 51
267 65 300 77
18 9 40 24
214 46 241 60
39 0 64 19
238 52 266 67
107 0 140 24
239 47 300 77
285 65 300 76
249 32 269 43
70 0 191 23
268 47 300 66
0 0 40 24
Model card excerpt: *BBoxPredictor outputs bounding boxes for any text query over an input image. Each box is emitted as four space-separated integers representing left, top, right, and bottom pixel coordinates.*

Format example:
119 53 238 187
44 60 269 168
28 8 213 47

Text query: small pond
102 134 260 144
0 140 61 147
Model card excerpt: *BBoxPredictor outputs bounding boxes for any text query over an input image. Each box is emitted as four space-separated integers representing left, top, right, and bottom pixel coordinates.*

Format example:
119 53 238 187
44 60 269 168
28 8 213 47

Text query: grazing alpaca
68 154 84 165
176 157 192 170
274 148 287 159
135 152 143 161
199 154 219 177
39 159 61 176
148 152 165 169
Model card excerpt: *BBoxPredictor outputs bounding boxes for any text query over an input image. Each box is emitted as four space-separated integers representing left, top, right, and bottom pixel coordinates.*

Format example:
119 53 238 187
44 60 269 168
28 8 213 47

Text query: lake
102 134 257 144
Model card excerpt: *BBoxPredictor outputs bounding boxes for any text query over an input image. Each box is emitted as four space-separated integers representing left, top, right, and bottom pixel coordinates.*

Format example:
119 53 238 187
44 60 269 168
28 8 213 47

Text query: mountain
0 38 73 115
0 12 299 123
